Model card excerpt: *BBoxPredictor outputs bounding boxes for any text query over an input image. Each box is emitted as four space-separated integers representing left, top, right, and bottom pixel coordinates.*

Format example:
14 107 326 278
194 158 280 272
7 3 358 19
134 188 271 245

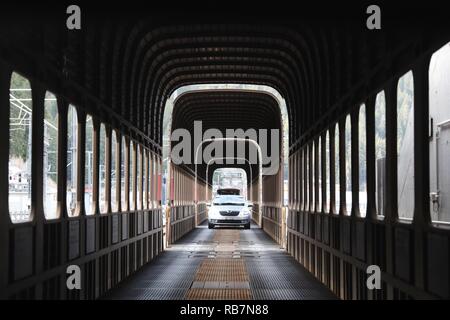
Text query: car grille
219 210 240 216
215 220 247 224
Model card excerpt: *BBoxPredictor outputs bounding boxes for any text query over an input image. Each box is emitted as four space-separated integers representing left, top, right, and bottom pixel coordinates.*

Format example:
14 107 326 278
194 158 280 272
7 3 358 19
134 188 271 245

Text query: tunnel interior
1 3 450 301
171 90 281 184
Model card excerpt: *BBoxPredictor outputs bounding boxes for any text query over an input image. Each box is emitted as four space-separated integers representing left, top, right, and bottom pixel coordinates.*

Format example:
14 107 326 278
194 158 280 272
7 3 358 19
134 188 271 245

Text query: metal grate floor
105 222 336 300
186 288 252 300
193 259 249 282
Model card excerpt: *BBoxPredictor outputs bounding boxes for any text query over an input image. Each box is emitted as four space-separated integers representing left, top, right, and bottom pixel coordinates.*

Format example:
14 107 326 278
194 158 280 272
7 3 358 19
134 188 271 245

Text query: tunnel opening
212 168 247 198
161 84 289 247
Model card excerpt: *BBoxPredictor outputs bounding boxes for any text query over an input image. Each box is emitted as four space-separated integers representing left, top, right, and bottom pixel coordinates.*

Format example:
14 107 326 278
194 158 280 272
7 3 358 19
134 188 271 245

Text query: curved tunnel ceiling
172 91 281 132
171 90 281 183
0 6 447 154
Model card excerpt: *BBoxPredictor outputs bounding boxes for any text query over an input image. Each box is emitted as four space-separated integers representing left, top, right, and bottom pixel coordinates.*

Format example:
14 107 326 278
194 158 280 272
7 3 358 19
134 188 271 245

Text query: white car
207 195 252 229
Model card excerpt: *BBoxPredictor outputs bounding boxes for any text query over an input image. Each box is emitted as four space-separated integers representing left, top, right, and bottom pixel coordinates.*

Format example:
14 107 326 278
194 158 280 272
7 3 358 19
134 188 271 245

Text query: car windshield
217 188 240 195
213 195 245 206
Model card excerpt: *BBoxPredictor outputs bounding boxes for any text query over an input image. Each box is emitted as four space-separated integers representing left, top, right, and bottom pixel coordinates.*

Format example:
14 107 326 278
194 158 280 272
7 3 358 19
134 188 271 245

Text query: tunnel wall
168 165 209 243
287 52 450 300
251 179 260 224
256 166 284 245
0 59 165 299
